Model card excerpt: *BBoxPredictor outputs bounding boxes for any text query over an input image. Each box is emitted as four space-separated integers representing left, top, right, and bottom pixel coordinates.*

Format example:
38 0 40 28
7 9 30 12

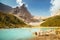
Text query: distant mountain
11 4 33 23
0 12 27 28
40 15 60 27
0 3 12 13
51 9 60 16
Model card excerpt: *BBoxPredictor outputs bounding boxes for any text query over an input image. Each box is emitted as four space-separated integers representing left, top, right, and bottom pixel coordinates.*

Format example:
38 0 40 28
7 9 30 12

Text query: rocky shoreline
29 34 60 40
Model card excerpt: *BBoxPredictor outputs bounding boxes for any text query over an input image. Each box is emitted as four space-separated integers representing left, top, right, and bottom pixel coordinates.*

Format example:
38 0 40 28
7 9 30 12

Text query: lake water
0 28 55 40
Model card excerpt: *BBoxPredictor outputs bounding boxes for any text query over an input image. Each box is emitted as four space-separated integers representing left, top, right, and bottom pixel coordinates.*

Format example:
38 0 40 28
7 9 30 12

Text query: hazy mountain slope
0 3 12 13
0 12 27 28
40 15 60 27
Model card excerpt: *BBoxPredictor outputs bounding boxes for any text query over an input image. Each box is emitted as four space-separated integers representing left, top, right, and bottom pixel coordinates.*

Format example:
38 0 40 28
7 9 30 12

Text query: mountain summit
12 4 33 23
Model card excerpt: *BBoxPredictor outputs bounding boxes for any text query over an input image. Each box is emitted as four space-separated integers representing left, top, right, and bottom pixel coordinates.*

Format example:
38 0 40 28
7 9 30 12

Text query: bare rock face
12 4 33 23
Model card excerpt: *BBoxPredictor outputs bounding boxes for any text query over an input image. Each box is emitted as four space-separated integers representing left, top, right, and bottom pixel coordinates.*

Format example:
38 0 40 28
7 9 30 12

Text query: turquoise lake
0 28 55 40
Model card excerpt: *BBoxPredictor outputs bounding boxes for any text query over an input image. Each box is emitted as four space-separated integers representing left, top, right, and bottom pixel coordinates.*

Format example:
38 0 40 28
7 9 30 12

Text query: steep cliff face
0 3 12 13
12 4 33 23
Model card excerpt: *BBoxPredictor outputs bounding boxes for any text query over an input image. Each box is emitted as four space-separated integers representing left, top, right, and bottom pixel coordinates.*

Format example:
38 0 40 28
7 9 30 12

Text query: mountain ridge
40 15 60 27
0 12 27 28
11 4 33 23
0 3 12 13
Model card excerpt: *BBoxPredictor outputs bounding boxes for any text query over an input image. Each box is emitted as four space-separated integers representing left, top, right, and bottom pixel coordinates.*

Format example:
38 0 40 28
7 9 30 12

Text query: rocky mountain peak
12 4 33 23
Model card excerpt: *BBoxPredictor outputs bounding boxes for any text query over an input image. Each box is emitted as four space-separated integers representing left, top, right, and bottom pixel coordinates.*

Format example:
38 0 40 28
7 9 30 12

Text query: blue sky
0 0 51 16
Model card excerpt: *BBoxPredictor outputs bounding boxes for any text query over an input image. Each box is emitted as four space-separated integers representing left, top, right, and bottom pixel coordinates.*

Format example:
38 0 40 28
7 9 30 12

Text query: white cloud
50 0 60 16
16 0 23 6
16 0 28 7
